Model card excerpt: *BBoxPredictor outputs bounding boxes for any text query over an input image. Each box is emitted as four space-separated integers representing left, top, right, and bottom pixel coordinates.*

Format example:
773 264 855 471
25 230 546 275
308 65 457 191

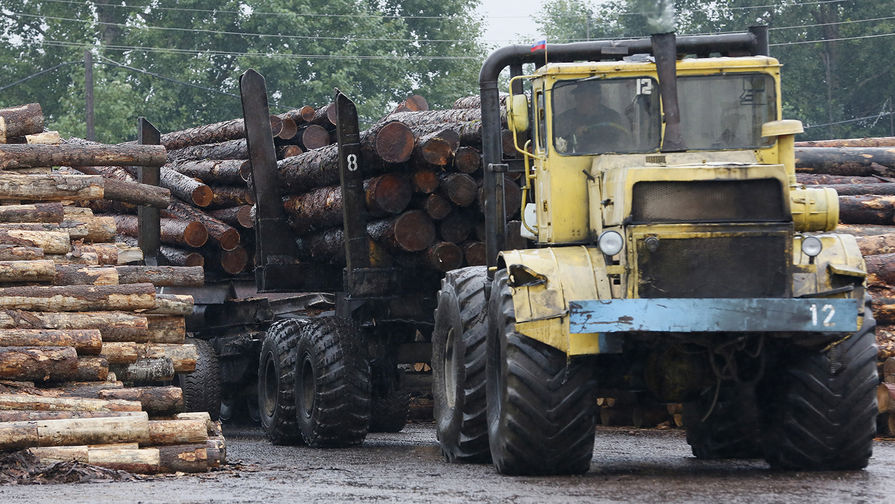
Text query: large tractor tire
432 266 490 463
294 317 370 447
760 295 878 470
257 319 304 445
175 337 221 421
683 382 762 459
486 269 596 476
369 364 410 433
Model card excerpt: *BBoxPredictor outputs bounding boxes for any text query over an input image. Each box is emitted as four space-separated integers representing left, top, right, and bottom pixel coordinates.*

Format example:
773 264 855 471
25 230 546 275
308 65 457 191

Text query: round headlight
598 230 624 256
801 236 823 257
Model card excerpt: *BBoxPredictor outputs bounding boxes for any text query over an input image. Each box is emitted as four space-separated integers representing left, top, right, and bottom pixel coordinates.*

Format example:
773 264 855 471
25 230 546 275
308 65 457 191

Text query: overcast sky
477 0 544 47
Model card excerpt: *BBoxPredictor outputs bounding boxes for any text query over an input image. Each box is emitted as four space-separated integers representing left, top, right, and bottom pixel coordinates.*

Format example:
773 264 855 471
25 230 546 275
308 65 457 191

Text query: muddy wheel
683 382 762 459
486 269 596 475
294 317 370 447
175 337 221 421
257 319 304 445
369 364 409 433
432 266 490 463
760 295 878 470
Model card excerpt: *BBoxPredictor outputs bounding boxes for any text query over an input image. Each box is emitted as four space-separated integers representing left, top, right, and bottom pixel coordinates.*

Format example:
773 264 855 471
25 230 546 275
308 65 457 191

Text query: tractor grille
631 179 786 224
634 226 790 298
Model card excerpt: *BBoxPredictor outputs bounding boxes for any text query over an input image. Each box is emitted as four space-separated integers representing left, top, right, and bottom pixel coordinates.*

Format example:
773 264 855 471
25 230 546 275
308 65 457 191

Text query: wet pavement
1 422 893 503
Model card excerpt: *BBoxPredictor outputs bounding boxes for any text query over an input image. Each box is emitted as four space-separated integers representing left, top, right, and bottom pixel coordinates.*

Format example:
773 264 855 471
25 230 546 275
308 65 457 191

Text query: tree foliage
534 0 895 140
0 0 486 142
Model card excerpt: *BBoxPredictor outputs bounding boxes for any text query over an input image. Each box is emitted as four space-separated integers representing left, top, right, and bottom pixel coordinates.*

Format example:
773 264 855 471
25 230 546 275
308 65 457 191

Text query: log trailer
148 26 877 474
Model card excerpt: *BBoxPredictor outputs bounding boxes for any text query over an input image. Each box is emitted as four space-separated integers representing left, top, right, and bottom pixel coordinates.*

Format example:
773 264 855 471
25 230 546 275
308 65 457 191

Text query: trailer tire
683 383 762 459
760 295 878 470
486 269 596 475
294 317 370 447
175 337 221 421
258 319 304 445
369 365 409 433
432 266 490 463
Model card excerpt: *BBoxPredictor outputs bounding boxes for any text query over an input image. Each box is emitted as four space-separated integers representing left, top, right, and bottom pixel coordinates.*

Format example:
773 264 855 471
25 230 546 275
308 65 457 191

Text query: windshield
552 77 661 155
678 73 777 150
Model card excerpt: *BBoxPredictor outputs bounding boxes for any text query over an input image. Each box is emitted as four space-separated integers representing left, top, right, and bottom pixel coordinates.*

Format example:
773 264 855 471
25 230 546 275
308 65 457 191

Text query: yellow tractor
432 28 877 475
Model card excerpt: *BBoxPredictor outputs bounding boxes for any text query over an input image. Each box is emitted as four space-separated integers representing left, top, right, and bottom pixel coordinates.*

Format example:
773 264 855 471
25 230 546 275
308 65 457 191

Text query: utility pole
85 50 94 141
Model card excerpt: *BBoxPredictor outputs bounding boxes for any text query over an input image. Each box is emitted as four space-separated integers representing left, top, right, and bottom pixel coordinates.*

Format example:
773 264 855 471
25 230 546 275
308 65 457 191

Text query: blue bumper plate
569 298 860 333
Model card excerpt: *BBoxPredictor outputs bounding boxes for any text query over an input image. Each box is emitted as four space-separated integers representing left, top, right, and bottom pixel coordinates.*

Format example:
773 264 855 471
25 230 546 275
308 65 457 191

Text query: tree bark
148 419 208 445
147 294 194 316
53 265 118 286
159 115 280 150
111 357 175 384
74 355 109 382
207 206 253 229
873 297 895 325
136 343 197 373
0 229 70 254
0 283 156 312
0 410 143 422
796 173 891 185
854 234 895 256
839 195 895 224
115 265 204 287
0 329 101 354
0 259 56 283
0 202 64 223
0 413 150 450
795 147 895 177
0 221 90 240
0 145 166 170
163 201 240 251
796 137 895 148
0 174 103 201
208 185 253 209
866 254 895 286
169 159 247 185
0 310 148 342
100 342 139 365
98 386 184 415
0 346 78 381
0 245 44 261
0 393 142 411
101 178 171 208
113 214 208 249
0 103 44 142
63 215 117 243
168 139 248 162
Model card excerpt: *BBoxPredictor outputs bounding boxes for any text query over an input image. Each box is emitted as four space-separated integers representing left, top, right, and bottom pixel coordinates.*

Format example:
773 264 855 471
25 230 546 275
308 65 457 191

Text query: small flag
530 40 546 52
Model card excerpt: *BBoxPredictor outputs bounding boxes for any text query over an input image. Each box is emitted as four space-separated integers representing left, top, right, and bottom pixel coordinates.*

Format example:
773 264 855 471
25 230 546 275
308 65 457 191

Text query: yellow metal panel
500 247 611 354
792 233 867 298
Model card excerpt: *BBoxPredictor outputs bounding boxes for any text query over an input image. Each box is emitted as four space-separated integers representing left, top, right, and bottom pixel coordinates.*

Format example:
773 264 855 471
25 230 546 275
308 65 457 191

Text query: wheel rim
300 354 315 419
262 354 277 418
443 327 457 409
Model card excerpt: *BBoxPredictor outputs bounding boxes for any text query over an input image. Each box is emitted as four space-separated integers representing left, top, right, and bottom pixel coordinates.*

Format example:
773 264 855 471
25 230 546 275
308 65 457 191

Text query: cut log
98 386 184 415
25 131 61 145
163 201 240 251
873 297 895 325
113 214 208 249
310 102 337 127
169 159 247 185
0 413 150 450
453 145 481 174
208 185 253 209
278 106 316 124
71 243 143 265
277 117 298 140
0 346 78 381
156 167 213 207
0 393 142 412
147 294 194 316
0 221 89 240
0 329 101 354
53 265 119 286
63 215 116 243
797 173 891 185
0 310 148 343
796 137 895 148
137 344 197 373
0 283 156 312
28 444 207 474
416 193 453 220
463 241 486 266
277 144 303 159
0 410 143 422
878 382 895 414
207 205 253 229
74 356 109 382
0 202 64 223
176 411 222 437
438 212 473 243
112 357 175 384
0 259 56 283
367 210 436 253
148 419 208 445
159 115 280 150
213 246 249 276
854 234 895 256
826 183 895 196
0 145 166 170
0 245 43 261
425 241 464 272
0 229 70 254
413 131 454 167
839 195 895 224
866 254 895 286
439 173 478 207
299 124 332 150
101 178 172 209
100 342 139 365
795 147 895 177
156 444 209 473
411 169 439 194
168 139 248 162
0 103 44 142
115 265 204 287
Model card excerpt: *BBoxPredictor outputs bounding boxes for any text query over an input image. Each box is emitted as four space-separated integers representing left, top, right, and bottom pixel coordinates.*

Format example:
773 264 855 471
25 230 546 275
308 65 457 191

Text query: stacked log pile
794 136 895 437
0 105 224 474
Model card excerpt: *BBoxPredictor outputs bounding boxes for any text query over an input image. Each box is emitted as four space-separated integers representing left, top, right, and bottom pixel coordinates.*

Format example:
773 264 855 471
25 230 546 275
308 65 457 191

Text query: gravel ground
0 422 893 503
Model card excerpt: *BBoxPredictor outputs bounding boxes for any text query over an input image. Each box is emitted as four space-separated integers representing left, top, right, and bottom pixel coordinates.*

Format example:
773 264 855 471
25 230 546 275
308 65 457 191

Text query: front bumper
569 298 860 334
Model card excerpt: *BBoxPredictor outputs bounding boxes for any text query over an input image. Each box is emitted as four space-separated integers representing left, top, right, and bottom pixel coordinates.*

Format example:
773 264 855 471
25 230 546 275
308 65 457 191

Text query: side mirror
507 94 530 134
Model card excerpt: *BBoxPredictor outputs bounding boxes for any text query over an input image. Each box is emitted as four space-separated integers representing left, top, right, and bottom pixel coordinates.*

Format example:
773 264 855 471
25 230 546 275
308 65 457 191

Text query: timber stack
0 102 224 474
794 136 895 437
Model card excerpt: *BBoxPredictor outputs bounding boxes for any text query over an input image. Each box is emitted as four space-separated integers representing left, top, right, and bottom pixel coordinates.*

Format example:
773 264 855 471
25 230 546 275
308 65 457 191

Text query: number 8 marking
346 153 358 171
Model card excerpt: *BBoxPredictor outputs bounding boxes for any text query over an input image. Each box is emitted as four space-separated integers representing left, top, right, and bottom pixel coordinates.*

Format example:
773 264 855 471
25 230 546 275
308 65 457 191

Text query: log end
368 174 412 215
183 221 209 248
393 210 435 252
191 185 214 208
376 122 414 164
218 228 241 252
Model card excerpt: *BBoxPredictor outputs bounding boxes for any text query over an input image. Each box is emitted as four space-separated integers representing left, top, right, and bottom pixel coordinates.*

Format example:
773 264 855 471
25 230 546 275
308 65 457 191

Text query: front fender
499 246 614 355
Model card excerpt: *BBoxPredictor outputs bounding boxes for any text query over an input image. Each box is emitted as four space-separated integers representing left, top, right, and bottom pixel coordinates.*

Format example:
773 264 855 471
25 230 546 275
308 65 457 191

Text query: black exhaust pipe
651 32 685 152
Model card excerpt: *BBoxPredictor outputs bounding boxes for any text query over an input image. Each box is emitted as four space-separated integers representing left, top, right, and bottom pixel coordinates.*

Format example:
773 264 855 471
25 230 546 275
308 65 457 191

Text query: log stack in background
794 136 895 437
0 103 224 474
